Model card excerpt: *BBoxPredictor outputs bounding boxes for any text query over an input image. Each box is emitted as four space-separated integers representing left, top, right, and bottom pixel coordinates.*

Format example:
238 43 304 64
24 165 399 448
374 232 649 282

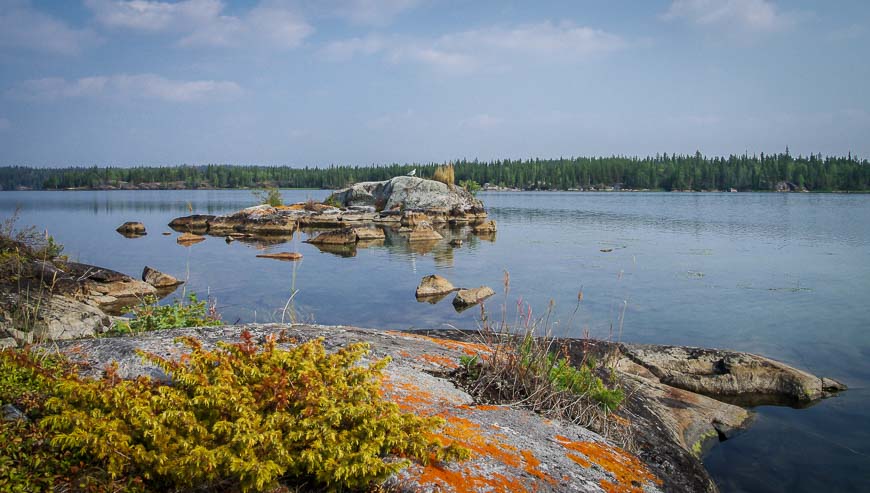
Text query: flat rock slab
47 324 664 493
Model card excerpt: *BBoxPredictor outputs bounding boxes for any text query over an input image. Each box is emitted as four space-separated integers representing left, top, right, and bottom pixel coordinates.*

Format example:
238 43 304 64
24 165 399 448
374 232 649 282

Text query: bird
407 169 416 176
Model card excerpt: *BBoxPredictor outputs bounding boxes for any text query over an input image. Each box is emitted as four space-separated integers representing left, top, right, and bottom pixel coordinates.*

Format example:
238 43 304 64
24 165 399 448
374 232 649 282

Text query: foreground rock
142 266 183 288
453 286 496 309
0 291 112 342
45 325 664 493
416 274 456 298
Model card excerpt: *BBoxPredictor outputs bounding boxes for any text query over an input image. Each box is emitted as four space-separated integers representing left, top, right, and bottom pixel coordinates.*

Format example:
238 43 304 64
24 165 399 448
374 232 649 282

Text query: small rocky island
167 176 492 248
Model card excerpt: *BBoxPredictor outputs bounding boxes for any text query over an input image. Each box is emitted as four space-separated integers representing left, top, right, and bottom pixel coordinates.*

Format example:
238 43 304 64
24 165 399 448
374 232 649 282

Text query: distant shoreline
2 187 869 194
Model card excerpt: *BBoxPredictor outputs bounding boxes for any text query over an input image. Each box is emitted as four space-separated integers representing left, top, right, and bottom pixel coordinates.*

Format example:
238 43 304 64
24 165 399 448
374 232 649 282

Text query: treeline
1 152 868 191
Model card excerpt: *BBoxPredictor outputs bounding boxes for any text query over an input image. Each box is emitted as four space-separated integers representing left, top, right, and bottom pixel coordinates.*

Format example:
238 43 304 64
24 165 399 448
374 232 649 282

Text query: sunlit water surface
2 190 868 492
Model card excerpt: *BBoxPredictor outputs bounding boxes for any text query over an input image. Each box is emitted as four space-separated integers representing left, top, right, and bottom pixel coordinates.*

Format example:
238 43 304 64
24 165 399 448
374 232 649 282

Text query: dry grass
452 271 632 449
433 163 455 188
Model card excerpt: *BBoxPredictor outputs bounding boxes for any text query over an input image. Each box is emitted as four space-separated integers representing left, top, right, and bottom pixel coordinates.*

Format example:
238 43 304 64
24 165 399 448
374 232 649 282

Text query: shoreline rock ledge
42 324 846 493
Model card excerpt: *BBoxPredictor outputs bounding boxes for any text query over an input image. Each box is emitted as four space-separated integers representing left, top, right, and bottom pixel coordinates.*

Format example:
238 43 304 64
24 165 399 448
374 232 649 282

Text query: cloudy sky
0 0 868 166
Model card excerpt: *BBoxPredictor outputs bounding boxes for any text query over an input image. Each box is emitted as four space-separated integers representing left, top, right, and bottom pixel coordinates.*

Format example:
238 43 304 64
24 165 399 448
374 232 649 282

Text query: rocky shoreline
33 323 844 493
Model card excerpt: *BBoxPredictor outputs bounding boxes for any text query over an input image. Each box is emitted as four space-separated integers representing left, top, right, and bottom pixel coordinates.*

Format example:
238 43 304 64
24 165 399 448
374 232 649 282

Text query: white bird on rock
407 169 416 176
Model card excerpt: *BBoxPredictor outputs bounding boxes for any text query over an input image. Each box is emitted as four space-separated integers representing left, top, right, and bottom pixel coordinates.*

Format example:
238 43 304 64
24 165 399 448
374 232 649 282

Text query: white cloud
320 35 386 61
331 0 422 26
0 0 100 55
663 0 797 32
85 0 312 49
0 117 10 131
7 74 242 103
322 21 626 74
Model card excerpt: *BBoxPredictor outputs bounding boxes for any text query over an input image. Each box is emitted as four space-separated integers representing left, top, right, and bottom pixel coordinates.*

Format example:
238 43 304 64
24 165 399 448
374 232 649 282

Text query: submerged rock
177 232 205 245
408 222 443 242
256 252 303 261
415 274 456 298
472 220 497 234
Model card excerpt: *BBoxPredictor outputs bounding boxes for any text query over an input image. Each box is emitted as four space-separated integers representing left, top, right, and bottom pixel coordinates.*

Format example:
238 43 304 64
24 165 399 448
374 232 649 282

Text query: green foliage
322 195 341 208
111 293 221 335
252 187 283 207
35 333 467 491
0 350 142 492
459 179 481 195
2 151 868 192
517 336 623 411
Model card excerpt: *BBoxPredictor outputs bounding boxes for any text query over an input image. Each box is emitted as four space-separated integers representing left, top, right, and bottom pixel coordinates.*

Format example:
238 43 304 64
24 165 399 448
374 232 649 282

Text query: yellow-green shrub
41 332 468 492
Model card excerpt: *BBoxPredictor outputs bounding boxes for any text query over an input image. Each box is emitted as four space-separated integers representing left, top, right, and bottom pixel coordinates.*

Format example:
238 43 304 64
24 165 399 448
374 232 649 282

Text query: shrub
111 293 221 335
459 179 481 196
252 187 283 207
34 333 467 491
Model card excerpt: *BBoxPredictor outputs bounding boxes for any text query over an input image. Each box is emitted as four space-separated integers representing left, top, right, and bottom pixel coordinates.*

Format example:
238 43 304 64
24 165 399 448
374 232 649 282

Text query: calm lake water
2 190 869 492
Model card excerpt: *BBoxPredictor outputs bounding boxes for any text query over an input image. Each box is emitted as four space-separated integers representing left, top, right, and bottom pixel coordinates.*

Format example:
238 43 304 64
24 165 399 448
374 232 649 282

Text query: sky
0 0 868 167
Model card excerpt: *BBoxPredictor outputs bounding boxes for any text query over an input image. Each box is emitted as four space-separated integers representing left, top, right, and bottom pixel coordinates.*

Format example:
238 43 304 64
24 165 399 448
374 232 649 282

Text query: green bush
2 334 468 492
252 187 283 207
111 293 222 335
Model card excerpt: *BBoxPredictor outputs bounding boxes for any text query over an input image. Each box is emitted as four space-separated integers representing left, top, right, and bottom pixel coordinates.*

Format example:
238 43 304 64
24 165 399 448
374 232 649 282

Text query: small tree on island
253 187 283 207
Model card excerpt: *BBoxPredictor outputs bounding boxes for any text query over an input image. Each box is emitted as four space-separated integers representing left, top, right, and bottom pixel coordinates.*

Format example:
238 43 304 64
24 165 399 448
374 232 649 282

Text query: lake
2 189 868 492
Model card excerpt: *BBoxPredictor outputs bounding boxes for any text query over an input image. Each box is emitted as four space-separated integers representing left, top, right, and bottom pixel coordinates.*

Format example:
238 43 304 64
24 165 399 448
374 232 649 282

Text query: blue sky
0 0 868 166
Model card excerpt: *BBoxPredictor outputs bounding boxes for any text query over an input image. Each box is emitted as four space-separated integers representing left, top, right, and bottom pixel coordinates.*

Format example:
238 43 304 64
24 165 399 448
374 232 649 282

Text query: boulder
472 220 497 233
452 286 495 309
116 221 146 236
352 227 386 241
408 222 443 242
142 266 183 288
305 228 358 245
168 214 214 233
256 252 303 261
328 176 484 213
177 232 205 245
415 275 456 298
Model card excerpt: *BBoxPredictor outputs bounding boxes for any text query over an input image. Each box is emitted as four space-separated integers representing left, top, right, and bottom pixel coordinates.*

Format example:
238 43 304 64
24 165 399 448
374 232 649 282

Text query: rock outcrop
473 220 497 234
618 344 847 404
328 176 484 212
408 222 443 242
34 324 845 492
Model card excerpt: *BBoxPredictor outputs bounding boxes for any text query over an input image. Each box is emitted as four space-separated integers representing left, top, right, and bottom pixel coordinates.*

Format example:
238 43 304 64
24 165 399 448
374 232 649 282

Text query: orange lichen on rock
520 449 558 485
566 452 591 468
416 466 523 493
457 404 505 412
419 353 460 369
387 331 493 358
554 436 661 492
